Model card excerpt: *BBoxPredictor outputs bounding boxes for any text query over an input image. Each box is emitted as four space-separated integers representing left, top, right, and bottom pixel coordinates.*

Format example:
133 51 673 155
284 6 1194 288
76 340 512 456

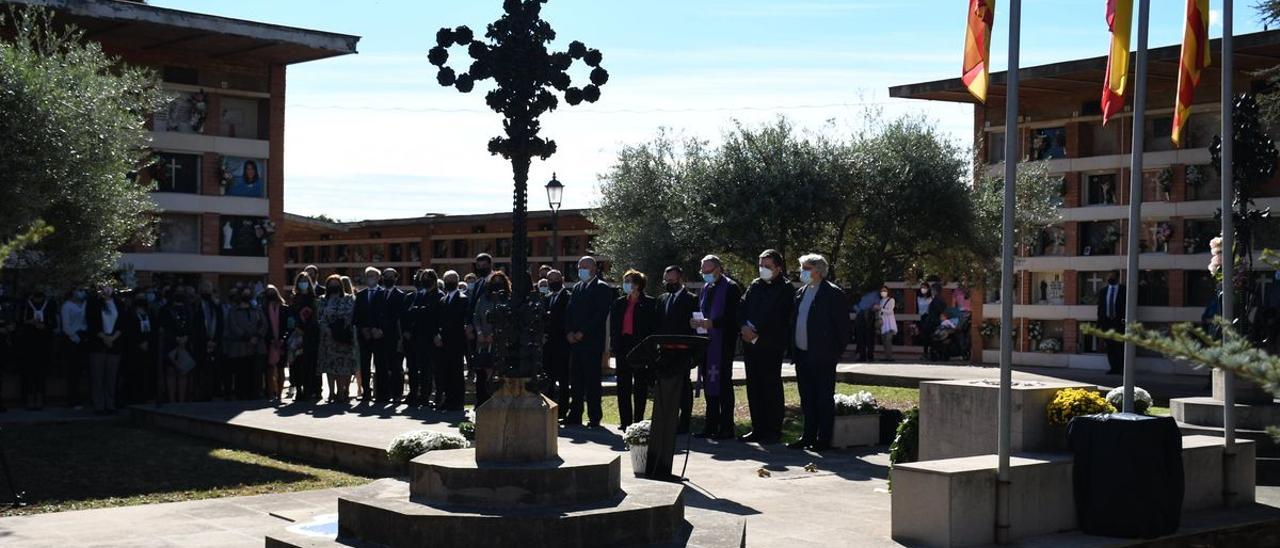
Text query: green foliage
0 220 53 268
0 7 165 287
1046 387 1115 426
964 161 1064 286
593 113 980 290
888 406 919 466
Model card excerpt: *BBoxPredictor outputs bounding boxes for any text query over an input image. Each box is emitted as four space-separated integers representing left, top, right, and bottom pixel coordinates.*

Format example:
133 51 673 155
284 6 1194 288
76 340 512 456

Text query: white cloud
1210 9 1222 28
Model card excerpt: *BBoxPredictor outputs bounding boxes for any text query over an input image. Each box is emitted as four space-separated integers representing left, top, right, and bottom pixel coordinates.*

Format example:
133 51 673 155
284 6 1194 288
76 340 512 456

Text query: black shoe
738 432 758 443
559 419 582 428
787 439 813 449
712 431 735 441
586 422 602 430
807 442 832 453
755 435 781 445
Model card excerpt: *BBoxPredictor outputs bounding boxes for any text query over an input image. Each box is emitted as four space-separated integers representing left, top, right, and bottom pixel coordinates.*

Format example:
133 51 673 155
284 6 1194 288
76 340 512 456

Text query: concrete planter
832 413 880 448
629 445 648 476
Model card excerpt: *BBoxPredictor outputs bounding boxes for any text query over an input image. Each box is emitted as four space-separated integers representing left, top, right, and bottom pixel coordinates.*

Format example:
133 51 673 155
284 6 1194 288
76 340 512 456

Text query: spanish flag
1172 0 1210 147
963 0 996 103
1101 0 1133 126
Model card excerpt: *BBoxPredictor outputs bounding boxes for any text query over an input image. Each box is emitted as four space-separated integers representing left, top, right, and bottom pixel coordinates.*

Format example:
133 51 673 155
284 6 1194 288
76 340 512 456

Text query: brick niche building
892 29 1280 374
6 0 360 293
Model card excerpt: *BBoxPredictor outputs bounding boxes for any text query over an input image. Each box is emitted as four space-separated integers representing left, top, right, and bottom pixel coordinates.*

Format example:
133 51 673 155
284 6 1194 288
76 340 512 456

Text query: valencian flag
1100 0 1133 125
1173 0 1210 147
963 0 996 102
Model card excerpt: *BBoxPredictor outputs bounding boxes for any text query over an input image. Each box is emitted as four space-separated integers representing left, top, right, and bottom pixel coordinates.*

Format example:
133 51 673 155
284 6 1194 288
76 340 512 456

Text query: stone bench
890 435 1256 547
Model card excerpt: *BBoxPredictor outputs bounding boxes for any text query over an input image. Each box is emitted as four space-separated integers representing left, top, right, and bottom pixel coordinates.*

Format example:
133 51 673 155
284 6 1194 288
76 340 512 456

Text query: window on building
389 243 403 262
1029 127 1067 160
370 244 386 263
286 247 299 264
1186 164 1221 201
1183 218 1216 254
1138 270 1169 306
318 245 331 263
1184 270 1217 308
1185 113 1222 149
302 246 315 263
151 152 200 193
497 238 512 257
1079 322 1105 354
219 97 261 139
1253 217 1280 250
1083 121 1120 156
986 131 1005 164
561 236 581 256
408 242 421 262
1143 168 1174 202
155 214 200 254
1030 272 1065 305
1077 271 1112 305
1029 226 1066 257
1032 320 1066 353
1083 173 1118 205
453 239 468 258
433 240 449 259
1144 116 1174 152
1080 221 1121 256
155 92 204 134
334 245 349 263
218 216 268 257
1138 220 1174 253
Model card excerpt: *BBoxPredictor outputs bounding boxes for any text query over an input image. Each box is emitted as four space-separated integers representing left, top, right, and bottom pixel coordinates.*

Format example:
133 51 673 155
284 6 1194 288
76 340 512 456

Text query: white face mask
759 267 774 281
622 282 634 294
800 270 813 285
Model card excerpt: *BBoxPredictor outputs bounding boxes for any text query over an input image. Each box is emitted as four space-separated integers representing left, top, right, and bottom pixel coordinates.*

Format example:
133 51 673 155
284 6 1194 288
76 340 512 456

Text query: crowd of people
0 250 971 452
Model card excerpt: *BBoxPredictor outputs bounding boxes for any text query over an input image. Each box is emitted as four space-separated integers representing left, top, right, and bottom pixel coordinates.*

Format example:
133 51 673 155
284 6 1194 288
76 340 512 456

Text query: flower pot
831 413 880 448
629 445 648 476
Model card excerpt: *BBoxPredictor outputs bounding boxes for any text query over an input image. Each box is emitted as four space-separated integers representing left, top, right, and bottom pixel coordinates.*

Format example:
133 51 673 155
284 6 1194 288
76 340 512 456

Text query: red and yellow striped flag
1173 0 1210 147
962 0 996 103
1101 0 1133 125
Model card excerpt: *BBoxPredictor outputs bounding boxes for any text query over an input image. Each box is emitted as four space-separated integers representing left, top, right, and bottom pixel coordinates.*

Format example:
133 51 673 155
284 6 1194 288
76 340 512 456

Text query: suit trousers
88 352 121 412
744 344 785 439
62 339 87 406
614 335 649 428
1105 338 1124 373
437 345 466 410
542 340 570 417
374 342 403 402
406 346 432 404
566 341 604 425
358 336 375 399
702 362 735 436
795 349 836 444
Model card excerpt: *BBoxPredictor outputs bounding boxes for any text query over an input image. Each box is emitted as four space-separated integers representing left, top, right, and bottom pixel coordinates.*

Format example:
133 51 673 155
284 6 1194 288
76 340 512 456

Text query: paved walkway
2 400 1274 547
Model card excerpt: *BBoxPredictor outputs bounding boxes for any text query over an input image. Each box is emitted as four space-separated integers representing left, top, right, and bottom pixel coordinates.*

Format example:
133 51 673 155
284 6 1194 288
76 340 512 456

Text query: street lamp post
546 173 563 267
430 0 607 379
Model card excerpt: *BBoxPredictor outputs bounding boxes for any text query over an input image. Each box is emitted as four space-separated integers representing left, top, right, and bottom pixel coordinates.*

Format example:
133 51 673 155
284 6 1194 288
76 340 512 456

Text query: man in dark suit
191 280 223 401
692 255 742 440
372 268 406 403
564 255 616 428
1097 274 1126 374
542 269 571 415
402 269 443 407
789 253 850 452
657 266 698 434
738 249 793 445
436 270 470 411
353 266 381 403
610 269 658 429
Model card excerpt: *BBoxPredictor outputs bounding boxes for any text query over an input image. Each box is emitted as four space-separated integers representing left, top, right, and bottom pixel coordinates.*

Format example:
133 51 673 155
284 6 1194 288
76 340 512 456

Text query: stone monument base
475 377 558 462
412 446 621 507
919 379 1096 461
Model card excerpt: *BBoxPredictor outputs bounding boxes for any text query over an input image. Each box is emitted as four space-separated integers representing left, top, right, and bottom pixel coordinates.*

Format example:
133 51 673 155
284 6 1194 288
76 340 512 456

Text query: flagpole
1122 0 1150 414
1220 0 1238 507
997 0 1021 542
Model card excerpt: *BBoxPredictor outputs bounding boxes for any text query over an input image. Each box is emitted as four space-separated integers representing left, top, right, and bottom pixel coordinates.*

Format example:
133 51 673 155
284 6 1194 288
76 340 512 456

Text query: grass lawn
598 381 921 442
0 422 369 517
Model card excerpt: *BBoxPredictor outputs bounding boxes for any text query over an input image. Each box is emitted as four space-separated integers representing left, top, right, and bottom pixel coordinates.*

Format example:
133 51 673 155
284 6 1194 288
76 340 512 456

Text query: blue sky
151 1 1266 220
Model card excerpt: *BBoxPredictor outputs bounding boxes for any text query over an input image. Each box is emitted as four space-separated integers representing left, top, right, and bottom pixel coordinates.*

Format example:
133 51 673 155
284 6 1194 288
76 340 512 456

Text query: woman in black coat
161 288 198 403
17 289 57 410
609 269 658 430
84 284 125 413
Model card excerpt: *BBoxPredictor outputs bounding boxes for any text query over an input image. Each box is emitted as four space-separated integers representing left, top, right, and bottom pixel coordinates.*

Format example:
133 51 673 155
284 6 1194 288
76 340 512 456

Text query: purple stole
699 279 729 395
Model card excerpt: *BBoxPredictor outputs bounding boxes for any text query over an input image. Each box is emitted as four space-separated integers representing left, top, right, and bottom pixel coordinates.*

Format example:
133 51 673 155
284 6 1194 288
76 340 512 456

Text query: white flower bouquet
1037 338 1062 353
623 420 651 448
1105 386 1154 415
834 391 879 416
386 430 467 464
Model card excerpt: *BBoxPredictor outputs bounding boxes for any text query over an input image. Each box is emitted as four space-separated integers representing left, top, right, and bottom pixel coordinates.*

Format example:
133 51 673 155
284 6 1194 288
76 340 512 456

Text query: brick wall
268 64 286 287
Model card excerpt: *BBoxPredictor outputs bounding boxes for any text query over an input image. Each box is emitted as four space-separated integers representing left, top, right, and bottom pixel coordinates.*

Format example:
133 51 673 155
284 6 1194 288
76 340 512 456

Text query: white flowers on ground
386 430 467 463
834 391 880 416
1104 386 1154 415
1037 338 1063 353
623 420 651 448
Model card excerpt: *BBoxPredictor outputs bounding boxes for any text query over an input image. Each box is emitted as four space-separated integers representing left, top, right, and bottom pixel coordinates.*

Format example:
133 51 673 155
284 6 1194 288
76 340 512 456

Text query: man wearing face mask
121 288 160 405
789 254 850 452
690 255 742 439
352 266 381 403
371 268 407 403
191 280 223 401
656 266 698 434
436 270 470 411
541 269 571 414
737 249 793 445
59 287 88 409
563 256 616 428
